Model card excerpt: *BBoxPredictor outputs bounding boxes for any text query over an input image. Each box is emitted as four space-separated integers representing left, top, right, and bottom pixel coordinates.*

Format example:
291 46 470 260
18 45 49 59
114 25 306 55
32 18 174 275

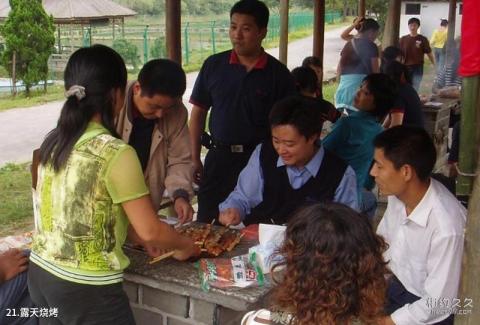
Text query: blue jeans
434 48 445 74
407 64 424 91
0 271 37 325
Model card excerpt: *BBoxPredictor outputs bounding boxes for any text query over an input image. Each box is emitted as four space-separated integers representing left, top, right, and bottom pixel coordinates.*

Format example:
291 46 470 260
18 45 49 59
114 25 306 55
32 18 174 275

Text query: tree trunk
11 51 17 97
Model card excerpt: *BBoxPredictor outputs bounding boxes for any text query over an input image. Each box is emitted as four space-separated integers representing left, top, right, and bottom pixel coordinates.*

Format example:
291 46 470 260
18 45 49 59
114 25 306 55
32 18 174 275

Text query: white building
400 0 462 39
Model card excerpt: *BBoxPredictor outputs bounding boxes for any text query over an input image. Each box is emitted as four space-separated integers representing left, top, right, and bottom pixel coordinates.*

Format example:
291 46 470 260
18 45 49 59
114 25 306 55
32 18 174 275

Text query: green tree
0 0 55 95
113 38 140 70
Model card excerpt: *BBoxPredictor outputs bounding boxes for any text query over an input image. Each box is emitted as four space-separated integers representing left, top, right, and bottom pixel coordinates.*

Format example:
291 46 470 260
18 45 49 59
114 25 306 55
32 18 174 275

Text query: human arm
323 117 348 152
340 17 364 41
189 105 208 184
108 146 199 260
164 105 194 223
371 57 380 73
218 145 264 226
384 111 404 128
123 197 199 260
390 234 465 325
0 249 28 284
334 165 359 211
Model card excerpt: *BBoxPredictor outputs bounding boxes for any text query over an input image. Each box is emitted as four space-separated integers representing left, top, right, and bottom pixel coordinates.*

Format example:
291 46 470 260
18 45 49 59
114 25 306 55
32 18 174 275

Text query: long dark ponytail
40 45 127 172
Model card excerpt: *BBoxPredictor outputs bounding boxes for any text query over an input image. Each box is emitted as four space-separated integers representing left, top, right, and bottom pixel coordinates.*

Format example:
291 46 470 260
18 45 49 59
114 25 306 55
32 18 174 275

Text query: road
0 26 347 166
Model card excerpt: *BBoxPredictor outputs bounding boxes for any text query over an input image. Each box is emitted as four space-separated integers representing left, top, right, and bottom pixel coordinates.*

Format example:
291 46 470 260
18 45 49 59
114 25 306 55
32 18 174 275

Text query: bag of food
197 253 264 291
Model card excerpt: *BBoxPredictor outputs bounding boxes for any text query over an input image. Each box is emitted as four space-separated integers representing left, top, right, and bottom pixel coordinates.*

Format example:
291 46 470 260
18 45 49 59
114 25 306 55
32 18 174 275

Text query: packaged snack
197 253 264 291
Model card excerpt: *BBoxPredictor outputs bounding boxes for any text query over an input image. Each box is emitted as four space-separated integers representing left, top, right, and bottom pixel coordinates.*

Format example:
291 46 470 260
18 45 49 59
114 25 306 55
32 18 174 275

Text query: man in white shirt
371 126 466 325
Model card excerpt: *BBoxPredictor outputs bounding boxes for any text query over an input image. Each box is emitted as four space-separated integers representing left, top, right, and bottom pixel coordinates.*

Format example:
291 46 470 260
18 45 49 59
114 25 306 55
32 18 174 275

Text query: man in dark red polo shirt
189 0 295 223
399 17 435 91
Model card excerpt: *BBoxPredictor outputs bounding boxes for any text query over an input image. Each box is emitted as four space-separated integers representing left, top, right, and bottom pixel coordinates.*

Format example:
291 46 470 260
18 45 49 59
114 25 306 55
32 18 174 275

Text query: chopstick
148 247 208 264
149 251 175 264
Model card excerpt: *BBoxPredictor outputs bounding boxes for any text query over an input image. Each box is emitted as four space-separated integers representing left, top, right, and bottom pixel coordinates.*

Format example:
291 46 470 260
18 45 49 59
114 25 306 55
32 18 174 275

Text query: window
405 3 421 15
459 4 463 15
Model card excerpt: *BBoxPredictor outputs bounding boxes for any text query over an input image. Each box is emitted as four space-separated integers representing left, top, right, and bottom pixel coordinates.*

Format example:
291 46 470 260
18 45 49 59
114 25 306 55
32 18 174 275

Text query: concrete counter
123 237 271 325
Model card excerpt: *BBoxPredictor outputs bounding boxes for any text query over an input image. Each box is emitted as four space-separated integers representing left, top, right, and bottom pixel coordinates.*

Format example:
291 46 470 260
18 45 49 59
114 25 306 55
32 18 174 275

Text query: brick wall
124 280 247 325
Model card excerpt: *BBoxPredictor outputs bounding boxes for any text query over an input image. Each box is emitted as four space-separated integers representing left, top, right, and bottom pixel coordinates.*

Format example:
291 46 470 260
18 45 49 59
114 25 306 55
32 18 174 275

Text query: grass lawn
0 85 65 112
0 163 34 237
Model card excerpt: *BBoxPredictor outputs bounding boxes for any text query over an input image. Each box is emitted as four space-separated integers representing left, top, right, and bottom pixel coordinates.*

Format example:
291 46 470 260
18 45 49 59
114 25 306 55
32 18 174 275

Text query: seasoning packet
196 253 264 291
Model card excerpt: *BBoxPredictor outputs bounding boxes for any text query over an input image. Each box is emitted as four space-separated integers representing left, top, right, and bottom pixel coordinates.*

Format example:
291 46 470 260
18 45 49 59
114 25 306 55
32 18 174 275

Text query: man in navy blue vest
218 96 358 226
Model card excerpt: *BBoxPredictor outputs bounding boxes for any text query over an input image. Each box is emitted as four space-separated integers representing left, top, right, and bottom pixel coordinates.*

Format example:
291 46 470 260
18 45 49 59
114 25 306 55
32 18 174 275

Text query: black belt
200 132 257 153
211 139 257 153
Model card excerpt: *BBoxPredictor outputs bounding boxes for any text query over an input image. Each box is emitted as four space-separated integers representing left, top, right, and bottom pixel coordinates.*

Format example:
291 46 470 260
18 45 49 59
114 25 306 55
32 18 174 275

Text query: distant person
291 66 341 123
218 95 358 227
1 249 37 325
301 56 324 97
430 19 448 74
382 60 425 128
335 18 380 115
399 17 435 91
189 0 295 223
323 74 397 218
116 59 194 223
372 126 466 325
241 202 389 325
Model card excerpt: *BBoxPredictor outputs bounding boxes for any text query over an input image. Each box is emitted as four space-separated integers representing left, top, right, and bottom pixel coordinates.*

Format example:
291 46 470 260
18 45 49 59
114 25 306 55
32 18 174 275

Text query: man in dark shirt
399 18 435 91
189 0 295 223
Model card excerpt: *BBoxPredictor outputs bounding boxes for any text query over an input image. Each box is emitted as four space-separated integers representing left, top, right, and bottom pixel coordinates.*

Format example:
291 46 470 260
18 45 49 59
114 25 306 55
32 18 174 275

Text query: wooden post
122 17 125 38
457 76 480 196
358 0 366 17
57 26 61 54
381 0 401 49
165 0 182 64
11 51 16 96
313 0 325 77
112 18 115 40
457 142 480 324
444 0 457 67
279 0 289 65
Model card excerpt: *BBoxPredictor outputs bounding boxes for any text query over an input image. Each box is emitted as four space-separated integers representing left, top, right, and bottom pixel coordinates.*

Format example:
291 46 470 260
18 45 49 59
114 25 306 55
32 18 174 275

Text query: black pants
27 263 135 325
197 146 254 223
386 275 454 325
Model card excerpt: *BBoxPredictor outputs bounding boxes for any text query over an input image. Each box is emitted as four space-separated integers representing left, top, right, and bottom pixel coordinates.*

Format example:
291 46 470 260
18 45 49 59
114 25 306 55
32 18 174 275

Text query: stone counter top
124 243 271 310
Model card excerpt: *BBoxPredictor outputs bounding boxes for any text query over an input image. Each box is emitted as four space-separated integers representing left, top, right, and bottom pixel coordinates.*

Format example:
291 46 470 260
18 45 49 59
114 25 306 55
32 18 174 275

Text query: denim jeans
407 64 424 91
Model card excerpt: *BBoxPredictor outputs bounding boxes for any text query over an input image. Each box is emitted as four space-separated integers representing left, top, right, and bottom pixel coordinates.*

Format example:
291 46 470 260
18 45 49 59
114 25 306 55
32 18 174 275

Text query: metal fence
51 10 342 72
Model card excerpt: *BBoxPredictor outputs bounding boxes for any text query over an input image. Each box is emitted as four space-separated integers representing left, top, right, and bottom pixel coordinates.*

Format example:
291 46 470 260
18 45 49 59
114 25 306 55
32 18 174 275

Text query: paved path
0 26 347 166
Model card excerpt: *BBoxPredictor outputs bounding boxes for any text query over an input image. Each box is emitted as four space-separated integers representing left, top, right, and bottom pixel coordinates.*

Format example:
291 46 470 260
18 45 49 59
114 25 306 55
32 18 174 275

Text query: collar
76 122 110 147
276 143 324 177
404 179 434 228
229 49 268 69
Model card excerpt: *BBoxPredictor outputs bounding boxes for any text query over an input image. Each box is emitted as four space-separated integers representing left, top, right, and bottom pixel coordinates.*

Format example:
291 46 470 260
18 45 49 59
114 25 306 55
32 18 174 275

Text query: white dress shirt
377 178 466 325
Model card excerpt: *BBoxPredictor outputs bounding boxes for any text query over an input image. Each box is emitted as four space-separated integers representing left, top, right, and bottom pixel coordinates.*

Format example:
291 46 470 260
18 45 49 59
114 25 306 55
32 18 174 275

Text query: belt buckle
230 145 244 153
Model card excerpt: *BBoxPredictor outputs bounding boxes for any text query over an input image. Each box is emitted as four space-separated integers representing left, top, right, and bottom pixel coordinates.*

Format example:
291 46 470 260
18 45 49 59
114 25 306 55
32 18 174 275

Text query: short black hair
359 18 380 32
382 60 412 86
382 46 403 62
408 17 421 26
137 59 186 98
230 0 269 29
269 96 323 139
440 19 448 27
302 56 323 69
362 73 397 120
373 126 436 181
291 66 318 94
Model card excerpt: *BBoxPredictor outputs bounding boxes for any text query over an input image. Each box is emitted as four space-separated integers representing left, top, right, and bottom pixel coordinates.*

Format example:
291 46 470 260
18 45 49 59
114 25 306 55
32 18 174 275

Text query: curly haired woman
242 202 389 325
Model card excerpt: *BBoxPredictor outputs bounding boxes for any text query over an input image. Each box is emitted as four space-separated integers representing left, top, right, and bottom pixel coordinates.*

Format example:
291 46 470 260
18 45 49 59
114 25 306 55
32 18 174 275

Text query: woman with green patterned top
27 44 200 325
242 203 389 325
